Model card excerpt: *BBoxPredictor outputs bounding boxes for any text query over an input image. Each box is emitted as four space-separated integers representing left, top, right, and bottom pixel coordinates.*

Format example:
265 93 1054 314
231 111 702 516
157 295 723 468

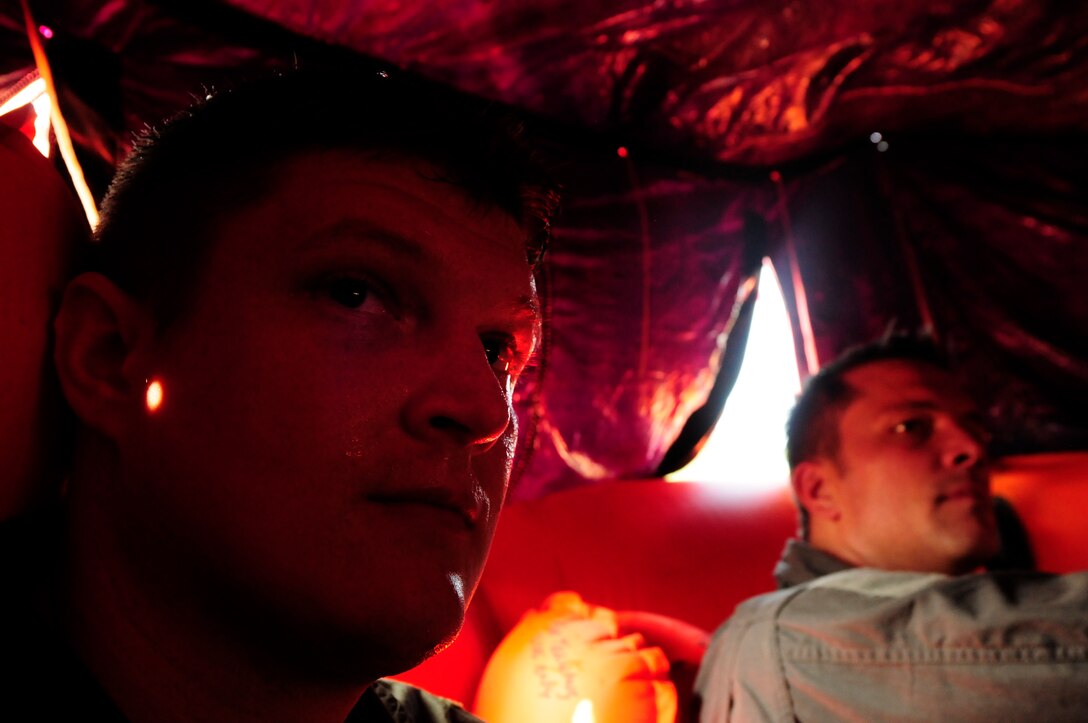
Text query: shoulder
779 567 1088 642
695 569 1088 722
696 568 951 675
694 587 809 723
745 570 1088 721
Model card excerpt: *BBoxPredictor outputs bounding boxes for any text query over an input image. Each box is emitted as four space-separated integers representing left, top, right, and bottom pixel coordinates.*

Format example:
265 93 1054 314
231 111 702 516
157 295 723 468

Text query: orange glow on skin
146 380 164 413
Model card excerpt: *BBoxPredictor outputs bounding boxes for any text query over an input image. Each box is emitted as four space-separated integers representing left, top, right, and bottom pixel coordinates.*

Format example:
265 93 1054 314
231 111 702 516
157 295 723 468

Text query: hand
475 591 678 723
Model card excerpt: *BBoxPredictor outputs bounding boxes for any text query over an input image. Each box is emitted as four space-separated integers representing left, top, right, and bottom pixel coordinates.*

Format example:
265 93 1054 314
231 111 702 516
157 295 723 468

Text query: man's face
114 151 539 672
823 360 1000 574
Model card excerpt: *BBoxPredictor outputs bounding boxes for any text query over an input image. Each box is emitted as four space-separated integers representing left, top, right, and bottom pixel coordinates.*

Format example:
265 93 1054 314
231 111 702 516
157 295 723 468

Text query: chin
232 566 474 683
362 610 467 677
944 536 1002 575
281 605 465 683
357 579 472 674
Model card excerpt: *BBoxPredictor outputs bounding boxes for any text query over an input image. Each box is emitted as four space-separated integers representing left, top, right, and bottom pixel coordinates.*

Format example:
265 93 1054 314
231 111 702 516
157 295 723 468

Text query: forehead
841 360 976 419
268 150 526 253
207 150 536 300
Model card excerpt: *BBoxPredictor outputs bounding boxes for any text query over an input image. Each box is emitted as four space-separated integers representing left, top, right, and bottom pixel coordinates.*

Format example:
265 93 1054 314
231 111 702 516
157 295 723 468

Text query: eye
961 413 994 446
327 277 373 309
481 333 518 375
892 416 933 440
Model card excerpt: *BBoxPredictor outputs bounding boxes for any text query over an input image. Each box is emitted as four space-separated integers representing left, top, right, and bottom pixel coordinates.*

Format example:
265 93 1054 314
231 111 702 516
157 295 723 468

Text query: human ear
53 272 153 440
791 460 840 523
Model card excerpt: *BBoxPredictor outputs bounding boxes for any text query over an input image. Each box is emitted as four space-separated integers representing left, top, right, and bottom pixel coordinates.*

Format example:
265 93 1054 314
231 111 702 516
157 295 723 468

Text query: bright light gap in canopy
668 258 801 495
0 76 51 157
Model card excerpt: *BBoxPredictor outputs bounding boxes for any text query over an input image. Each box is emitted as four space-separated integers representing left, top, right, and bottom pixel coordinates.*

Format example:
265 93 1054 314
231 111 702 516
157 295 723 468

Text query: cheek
138 332 350 492
484 436 515 494
501 414 518 467
842 471 907 530
474 426 518 530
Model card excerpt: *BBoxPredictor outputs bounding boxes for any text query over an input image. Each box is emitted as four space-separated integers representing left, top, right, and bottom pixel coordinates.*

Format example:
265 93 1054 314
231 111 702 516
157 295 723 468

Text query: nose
401 337 514 451
941 421 985 470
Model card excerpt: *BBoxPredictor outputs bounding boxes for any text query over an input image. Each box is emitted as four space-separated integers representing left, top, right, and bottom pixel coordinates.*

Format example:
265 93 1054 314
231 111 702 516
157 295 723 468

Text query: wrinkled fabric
221 0 1088 164
695 567 1088 722
1 1 1085 497
770 140 1088 456
350 680 483 723
878 137 1088 455
510 157 760 497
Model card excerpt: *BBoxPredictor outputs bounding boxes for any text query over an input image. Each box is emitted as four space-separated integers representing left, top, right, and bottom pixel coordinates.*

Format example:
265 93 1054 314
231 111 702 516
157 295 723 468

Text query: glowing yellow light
0 77 52 158
667 258 801 495
571 699 595 723
19 0 99 228
29 91 51 157
0 76 45 116
146 380 164 412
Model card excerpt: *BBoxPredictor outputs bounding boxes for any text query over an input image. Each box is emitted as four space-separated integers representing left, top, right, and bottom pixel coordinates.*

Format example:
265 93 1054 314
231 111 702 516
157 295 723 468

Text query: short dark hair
92 66 560 326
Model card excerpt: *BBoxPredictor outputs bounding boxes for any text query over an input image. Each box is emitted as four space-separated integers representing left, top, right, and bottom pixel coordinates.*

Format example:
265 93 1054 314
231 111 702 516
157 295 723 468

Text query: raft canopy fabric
1 0 1084 496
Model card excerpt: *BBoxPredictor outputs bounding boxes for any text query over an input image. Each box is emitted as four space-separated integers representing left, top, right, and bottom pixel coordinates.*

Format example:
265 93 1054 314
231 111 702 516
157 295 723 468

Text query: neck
58 446 372 723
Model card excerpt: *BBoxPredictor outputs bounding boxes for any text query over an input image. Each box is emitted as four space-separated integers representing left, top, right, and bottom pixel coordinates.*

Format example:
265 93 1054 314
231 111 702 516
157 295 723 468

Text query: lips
367 485 484 530
935 484 989 506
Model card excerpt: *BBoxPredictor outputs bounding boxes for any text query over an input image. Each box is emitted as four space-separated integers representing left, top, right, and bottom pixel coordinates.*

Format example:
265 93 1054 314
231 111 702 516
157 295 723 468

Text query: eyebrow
884 401 941 411
879 399 980 416
296 218 429 261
